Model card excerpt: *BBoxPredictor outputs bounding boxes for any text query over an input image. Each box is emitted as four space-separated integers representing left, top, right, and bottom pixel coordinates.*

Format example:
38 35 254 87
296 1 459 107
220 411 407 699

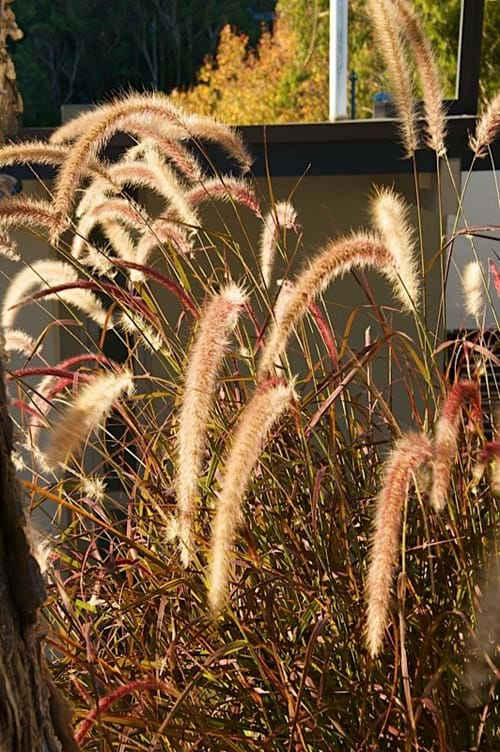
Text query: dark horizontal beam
6 116 496 182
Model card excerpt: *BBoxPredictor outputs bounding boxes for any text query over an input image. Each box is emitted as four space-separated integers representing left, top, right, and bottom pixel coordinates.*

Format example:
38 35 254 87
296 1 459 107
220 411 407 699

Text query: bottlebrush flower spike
366 0 417 157
489 260 500 297
260 201 298 287
258 232 413 380
391 0 446 155
0 228 19 260
45 370 134 469
365 432 432 657
3 328 41 358
470 92 500 158
0 197 58 232
430 381 481 512
175 284 247 567
2 260 108 329
208 379 295 613
185 177 260 215
474 442 500 496
51 93 252 234
370 187 420 309
462 261 485 322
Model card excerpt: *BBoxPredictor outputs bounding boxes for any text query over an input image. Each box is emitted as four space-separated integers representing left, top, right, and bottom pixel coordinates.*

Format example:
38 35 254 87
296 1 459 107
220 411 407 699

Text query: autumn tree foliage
171 17 327 124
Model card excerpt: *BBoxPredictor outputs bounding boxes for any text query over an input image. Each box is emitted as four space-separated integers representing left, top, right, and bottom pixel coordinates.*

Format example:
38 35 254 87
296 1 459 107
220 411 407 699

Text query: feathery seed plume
474 441 500 496
208 379 294 613
185 177 260 215
3 328 41 357
490 260 500 297
0 196 57 232
370 187 420 309
72 198 150 270
81 475 107 502
118 310 165 354
51 93 184 233
0 227 19 260
175 284 247 567
258 232 409 380
45 370 134 468
392 0 446 155
366 0 417 156
2 260 108 329
0 141 71 169
462 261 485 323
126 126 204 181
430 381 480 511
470 92 500 158
133 219 192 281
183 114 252 172
365 432 432 657
260 201 298 287
50 107 104 144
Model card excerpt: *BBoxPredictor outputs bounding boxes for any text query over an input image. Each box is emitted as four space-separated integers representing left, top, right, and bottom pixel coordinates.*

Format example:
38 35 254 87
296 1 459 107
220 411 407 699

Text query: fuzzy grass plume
44 370 134 469
258 232 416 380
365 432 432 657
175 284 247 567
185 177 260 215
462 261 485 323
0 227 19 260
430 380 480 512
392 0 446 155
51 93 251 234
2 260 108 329
260 201 298 287
370 187 420 309
366 0 417 156
208 379 294 613
3 328 40 357
470 92 500 159
0 196 57 232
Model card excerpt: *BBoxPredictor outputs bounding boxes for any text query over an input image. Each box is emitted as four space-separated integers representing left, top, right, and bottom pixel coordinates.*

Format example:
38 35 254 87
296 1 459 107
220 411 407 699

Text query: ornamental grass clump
365 432 433 657
0 5 498 746
176 283 247 567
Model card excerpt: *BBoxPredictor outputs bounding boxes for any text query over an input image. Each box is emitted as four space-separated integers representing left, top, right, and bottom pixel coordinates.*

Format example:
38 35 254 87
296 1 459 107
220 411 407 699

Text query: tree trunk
0 0 23 144
0 355 79 752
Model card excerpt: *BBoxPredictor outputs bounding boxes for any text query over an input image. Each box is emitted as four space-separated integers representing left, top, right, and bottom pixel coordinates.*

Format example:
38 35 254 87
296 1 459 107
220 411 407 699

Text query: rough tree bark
0 355 79 751
0 0 23 144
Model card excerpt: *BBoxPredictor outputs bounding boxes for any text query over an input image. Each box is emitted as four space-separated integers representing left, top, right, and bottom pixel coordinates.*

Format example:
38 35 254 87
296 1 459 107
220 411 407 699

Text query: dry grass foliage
0 5 499 748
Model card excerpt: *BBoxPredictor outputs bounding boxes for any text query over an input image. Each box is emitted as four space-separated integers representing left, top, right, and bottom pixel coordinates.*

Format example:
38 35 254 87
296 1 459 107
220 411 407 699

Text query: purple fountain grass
430 380 481 512
470 92 500 158
183 113 252 172
0 140 71 168
51 93 252 234
2 328 41 358
391 0 446 155
0 227 19 260
366 0 417 157
185 177 260 215
257 231 417 380
124 124 204 181
175 284 247 567
259 201 298 287
365 432 433 657
44 369 135 469
208 378 295 613
370 187 420 309
0 196 58 232
462 261 485 323
2 260 109 330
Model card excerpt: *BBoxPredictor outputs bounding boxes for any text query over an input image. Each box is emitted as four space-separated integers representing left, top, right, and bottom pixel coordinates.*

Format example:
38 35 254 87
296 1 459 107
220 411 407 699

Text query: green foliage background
10 1 500 126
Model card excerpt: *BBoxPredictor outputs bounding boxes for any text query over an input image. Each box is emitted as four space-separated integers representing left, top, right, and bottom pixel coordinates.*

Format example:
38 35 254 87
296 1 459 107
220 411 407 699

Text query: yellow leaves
171 18 328 125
